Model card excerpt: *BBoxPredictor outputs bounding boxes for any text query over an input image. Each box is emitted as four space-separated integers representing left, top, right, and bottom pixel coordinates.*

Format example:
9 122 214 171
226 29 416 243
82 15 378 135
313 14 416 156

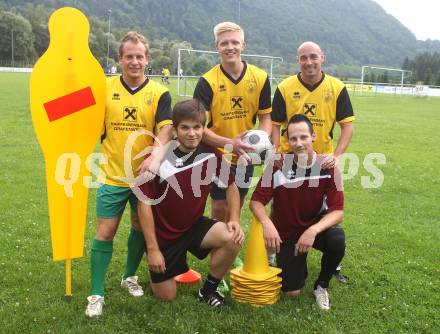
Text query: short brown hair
172 99 206 128
119 31 149 57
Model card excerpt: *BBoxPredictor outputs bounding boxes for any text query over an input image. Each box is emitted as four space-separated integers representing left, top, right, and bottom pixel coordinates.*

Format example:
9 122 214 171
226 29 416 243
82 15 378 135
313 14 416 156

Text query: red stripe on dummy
44 87 96 122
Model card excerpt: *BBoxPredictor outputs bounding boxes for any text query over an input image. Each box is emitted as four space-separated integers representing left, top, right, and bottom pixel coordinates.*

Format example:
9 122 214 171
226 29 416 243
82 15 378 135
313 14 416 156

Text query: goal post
177 48 283 97
360 65 412 95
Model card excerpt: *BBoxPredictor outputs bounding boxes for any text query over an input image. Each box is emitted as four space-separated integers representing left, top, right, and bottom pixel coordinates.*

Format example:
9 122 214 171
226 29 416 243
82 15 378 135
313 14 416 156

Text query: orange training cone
174 268 202 285
230 216 282 306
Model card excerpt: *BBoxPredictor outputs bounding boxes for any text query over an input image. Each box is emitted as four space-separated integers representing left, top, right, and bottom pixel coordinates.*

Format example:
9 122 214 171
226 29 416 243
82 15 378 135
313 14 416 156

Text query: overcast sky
373 0 440 40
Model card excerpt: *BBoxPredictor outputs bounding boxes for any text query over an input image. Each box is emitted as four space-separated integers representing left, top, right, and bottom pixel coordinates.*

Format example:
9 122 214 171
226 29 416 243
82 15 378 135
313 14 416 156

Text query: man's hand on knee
226 221 244 245
147 249 166 274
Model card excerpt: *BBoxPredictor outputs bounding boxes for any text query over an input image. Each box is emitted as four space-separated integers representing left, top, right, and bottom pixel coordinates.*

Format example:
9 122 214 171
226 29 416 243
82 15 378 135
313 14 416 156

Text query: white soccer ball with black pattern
241 130 274 165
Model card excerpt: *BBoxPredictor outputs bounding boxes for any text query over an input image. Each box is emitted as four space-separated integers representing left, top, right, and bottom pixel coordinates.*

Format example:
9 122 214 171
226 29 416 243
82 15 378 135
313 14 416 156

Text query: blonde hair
119 31 150 57
213 22 244 43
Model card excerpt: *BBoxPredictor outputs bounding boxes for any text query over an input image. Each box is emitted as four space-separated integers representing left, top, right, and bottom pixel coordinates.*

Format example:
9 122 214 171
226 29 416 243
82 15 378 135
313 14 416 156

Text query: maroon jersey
139 143 233 246
251 153 344 240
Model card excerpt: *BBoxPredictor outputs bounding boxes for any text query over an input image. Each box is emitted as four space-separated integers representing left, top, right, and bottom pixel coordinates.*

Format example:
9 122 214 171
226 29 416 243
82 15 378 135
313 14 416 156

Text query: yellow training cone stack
230 216 282 306
29 7 105 296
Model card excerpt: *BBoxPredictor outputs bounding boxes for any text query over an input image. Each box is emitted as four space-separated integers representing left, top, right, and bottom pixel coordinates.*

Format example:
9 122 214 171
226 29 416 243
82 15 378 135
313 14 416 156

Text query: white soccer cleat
85 295 104 317
314 285 330 310
121 275 144 297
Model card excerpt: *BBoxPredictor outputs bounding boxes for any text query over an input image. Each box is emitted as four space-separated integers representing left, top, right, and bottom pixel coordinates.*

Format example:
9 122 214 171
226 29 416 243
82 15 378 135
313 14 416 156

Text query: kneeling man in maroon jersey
250 114 345 310
137 99 244 308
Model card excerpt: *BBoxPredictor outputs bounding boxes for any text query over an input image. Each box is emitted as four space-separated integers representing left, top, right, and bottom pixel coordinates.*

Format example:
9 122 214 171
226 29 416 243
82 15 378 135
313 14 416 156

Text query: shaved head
297 41 323 56
296 41 325 85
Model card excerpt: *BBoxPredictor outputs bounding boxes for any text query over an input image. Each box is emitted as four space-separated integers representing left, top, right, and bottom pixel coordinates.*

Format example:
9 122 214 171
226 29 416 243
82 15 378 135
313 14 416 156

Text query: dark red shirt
251 153 344 240
139 144 233 246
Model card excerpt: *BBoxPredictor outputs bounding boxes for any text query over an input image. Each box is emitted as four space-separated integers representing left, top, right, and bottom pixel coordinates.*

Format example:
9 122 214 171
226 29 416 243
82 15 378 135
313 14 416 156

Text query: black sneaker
333 266 349 284
333 272 349 283
196 289 226 308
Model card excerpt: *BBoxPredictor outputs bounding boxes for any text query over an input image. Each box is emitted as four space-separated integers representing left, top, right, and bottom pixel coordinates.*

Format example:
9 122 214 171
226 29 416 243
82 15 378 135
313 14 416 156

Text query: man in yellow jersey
193 21 272 222
85 31 173 317
161 67 170 84
272 41 354 165
271 41 354 281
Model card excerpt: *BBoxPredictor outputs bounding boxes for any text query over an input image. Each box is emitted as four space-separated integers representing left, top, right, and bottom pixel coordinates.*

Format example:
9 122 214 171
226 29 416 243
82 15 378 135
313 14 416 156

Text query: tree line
361 54 440 86
0 5 218 76
402 53 440 85
1 2 440 84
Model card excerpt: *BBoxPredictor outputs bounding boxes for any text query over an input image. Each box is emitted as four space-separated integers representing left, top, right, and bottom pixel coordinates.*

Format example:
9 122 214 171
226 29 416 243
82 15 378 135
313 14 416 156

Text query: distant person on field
85 31 173 317
161 67 165 83
138 99 244 307
251 114 345 310
147 66 153 77
161 67 170 84
270 41 354 280
193 21 272 222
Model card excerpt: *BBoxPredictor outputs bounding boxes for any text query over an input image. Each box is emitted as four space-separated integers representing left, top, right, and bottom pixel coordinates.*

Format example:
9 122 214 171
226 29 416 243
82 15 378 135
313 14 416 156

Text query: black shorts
276 225 344 292
149 216 218 283
210 164 254 200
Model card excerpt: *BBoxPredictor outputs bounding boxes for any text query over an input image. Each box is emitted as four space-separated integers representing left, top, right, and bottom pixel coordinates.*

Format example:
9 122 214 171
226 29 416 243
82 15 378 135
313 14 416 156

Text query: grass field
0 73 439 333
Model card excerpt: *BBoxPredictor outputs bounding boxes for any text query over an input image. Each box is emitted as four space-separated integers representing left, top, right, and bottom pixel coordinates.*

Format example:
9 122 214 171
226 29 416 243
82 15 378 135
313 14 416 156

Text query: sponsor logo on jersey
231 96 244 110
293 91 301 99
123 107 138 122
112 92 120 100
304 103 317 116
219 84 226 92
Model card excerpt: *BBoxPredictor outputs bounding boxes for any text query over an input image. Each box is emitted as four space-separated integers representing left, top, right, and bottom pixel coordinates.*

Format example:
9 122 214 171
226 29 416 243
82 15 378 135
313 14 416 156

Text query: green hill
1 0 440 71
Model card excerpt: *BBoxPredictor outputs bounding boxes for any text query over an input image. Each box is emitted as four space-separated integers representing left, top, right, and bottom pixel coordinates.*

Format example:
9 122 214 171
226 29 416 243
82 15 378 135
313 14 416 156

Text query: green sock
90 239 113 296
123 228 146 279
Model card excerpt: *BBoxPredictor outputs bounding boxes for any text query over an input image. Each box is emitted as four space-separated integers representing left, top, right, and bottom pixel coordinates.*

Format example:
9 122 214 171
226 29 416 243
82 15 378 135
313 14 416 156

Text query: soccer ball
241 130 274 165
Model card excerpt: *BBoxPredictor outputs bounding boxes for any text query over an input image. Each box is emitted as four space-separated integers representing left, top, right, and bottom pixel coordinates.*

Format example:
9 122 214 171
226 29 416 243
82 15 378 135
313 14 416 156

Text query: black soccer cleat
196 289 226 308
333 266 349 284
333 272 349 284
